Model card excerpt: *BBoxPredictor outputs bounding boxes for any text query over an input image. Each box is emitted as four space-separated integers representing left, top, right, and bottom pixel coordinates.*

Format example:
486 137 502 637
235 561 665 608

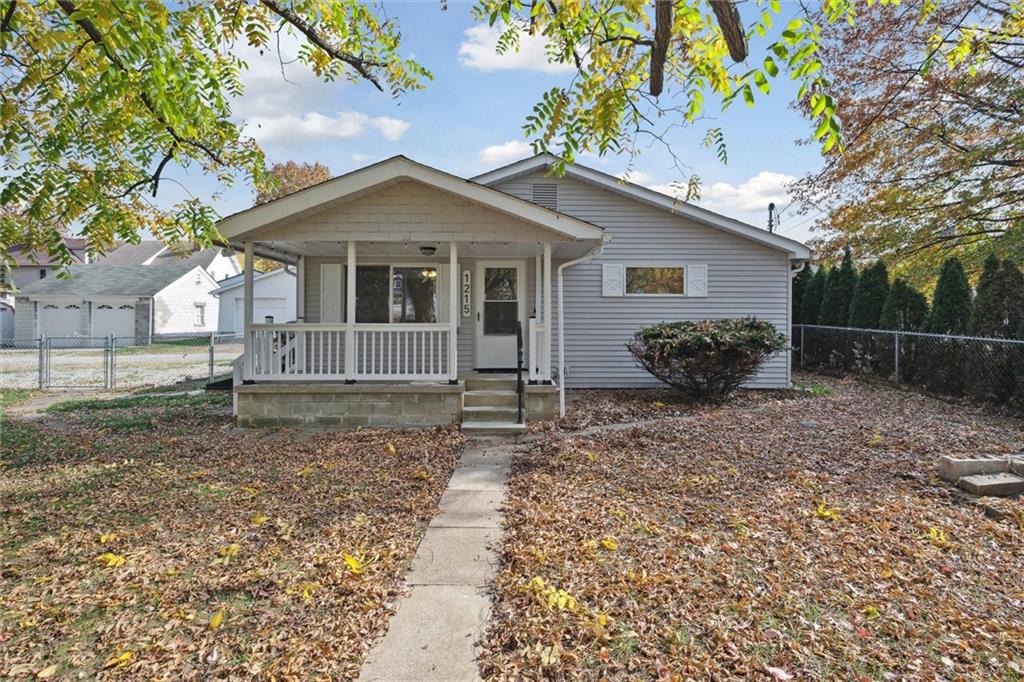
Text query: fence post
37 335 45 389
208 332 215 381
110 336 117 388
893 331 900 387
106 334 114 389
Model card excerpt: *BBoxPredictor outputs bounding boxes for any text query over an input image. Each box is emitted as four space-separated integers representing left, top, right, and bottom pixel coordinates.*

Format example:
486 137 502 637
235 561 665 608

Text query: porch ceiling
249 239 598 261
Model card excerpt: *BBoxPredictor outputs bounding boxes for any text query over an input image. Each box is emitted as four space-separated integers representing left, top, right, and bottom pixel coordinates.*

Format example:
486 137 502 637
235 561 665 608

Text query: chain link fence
0 333 243 390
795 324 1024 405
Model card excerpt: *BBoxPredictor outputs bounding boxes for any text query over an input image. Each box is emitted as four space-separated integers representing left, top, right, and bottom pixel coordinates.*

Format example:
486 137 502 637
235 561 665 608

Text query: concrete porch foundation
235 379 558 428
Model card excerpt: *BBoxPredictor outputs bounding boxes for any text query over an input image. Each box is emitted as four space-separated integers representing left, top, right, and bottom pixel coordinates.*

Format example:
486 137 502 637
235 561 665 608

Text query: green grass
0 388 35 417
794 381 836 397
47 392 228 413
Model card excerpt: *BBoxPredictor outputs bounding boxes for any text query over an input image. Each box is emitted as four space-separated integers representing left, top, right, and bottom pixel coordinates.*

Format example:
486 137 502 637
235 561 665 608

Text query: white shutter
320 263 343 322
436 263 450 324
602 263 624 297
687 264 708 297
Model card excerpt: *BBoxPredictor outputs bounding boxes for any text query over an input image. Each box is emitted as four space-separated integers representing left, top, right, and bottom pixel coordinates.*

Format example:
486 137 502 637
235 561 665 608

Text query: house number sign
461 270 472 317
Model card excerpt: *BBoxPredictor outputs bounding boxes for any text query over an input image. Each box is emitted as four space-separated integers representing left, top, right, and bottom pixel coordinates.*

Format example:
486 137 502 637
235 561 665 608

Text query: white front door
475 261 525 369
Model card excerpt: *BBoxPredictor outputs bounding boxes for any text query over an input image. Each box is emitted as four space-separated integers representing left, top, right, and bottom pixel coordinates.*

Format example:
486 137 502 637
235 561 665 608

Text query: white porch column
345 241 356 383
296 255 305 322
243 241 254 379
542 241 552 382
448 241 459 383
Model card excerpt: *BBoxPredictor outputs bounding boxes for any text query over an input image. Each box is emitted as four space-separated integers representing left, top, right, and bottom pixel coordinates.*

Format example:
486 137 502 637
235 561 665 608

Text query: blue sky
164 2 824 243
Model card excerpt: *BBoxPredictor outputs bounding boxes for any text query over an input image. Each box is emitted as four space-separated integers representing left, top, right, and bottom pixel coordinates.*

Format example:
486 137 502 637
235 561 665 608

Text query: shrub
848 260 890 328
969 254 1003 336
792 266 813 325
819 248 858 326
926 257 972 334
627 319 787 403
879 278 928 331
800 267 827 325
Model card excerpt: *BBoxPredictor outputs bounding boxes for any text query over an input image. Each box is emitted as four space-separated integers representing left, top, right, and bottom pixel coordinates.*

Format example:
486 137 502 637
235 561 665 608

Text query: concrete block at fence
958 472 1024 497
938 456 1008 482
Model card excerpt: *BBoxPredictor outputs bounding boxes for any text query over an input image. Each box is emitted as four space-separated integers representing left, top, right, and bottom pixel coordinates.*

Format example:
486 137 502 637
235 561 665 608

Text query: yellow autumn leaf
412 469 431 480
600 537 618 551
298 466 314 477
95 552 126 568
580 539 598 551
385 442 397 456
36 664 58 679
103 651 133 669
209 610 225 630
652 400 666 409
165 566 180 577
343 553 364 574
814 500 840 521
585 451 599 463
98 532 117 544
864 605 881 620
867 433 884 446
928 527 950 548
250 514 270 527
243 485 260 495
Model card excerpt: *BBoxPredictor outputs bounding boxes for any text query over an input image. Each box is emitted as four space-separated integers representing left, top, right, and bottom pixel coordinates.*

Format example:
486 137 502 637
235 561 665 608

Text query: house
14 264 220 341
94 241 241 282
212 267 297 333
219 155 811 431
1 238 89 339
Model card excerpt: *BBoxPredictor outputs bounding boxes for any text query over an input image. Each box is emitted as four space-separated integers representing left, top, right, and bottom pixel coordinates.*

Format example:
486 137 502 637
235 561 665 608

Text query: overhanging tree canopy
1 0 1017 271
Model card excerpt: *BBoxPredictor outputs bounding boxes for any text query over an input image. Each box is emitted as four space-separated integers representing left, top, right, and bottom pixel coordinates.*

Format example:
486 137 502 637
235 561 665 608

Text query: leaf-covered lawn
482 375 1024 680
0 392 463 679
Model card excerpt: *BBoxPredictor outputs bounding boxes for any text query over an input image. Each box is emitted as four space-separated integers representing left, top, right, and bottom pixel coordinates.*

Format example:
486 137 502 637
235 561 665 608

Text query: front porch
217 157 605 428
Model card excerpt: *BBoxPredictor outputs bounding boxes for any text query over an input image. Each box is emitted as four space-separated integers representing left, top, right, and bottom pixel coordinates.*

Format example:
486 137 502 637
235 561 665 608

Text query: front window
356 265 437 323
625 266 685 295
194 303 206 326
39 268 47 279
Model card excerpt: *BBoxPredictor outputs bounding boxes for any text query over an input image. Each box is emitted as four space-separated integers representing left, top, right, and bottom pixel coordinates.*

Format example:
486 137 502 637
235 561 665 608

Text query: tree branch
649 0 672 96
709 0 748 62
0 1 15 34
259 0 384 91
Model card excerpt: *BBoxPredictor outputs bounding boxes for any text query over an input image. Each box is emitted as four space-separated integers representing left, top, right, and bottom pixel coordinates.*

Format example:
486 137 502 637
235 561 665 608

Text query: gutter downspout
556 242 605 417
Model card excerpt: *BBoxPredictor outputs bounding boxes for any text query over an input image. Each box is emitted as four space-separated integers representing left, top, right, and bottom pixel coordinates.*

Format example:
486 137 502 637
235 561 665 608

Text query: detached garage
15 264 220 341
212 267 296 333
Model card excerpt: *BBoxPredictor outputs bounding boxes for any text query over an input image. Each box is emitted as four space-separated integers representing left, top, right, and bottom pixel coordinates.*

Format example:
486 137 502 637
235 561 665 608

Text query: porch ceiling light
419 245 436 256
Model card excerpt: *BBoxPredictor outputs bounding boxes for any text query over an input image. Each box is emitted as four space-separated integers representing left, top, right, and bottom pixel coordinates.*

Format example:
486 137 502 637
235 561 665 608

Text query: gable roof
95 241 223 269
217 156 606 243
471 154 812 259
9 238 87 267
18 264 201 298
213 267 293 294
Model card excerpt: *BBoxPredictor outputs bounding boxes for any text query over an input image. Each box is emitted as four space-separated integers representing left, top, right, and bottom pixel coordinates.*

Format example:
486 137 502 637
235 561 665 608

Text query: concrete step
463 390 518 408
958 472 1024 497
462 405 519 423
939 455 1009 482
464 375 517 392
461 421 526 436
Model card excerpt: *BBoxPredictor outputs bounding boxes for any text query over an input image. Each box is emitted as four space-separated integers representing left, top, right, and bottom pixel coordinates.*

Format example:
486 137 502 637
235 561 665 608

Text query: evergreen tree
926 257 973 334
988 261 1024 338
801 267 827 325
879 278 929 330
792 266 812 325
969 254 1003 335
848 259 890 328
819 248 858 326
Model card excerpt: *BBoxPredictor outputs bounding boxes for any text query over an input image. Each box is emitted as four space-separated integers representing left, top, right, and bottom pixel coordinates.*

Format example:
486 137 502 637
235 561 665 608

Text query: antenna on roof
767 202 778 233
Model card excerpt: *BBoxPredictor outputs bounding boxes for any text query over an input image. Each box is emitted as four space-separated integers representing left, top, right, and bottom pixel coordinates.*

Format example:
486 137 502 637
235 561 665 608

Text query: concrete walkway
359 438 514 682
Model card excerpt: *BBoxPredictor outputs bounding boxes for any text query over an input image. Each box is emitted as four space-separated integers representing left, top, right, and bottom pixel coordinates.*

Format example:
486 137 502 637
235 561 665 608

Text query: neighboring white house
14 264 220 340
94 241 241 282
215 154 811 431
212 267 296 333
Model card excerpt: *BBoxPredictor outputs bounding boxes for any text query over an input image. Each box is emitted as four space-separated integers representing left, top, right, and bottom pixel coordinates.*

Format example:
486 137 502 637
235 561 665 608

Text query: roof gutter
556 242 605 417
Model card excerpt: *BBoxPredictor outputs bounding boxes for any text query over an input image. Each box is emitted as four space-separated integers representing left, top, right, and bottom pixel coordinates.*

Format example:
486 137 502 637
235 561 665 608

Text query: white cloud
648 182 687 198
701 171 795 213
459 23 575 74
351 153 375 162
245 111 411 144
479 140 533 165
618 169 655 186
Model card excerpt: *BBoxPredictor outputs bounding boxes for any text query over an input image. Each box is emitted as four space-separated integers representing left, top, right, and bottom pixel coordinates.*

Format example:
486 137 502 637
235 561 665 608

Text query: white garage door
93 303 136 338
39 303 83 337
234 297 288 332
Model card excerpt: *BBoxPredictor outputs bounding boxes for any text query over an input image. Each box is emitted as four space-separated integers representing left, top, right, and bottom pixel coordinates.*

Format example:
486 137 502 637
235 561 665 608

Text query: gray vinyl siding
493 172 791 388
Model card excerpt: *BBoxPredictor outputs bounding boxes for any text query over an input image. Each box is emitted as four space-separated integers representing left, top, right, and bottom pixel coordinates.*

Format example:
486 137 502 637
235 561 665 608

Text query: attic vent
531 182 558 211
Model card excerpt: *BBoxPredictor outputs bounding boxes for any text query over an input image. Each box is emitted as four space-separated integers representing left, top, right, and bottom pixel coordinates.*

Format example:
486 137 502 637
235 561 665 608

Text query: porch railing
247 323 450 381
